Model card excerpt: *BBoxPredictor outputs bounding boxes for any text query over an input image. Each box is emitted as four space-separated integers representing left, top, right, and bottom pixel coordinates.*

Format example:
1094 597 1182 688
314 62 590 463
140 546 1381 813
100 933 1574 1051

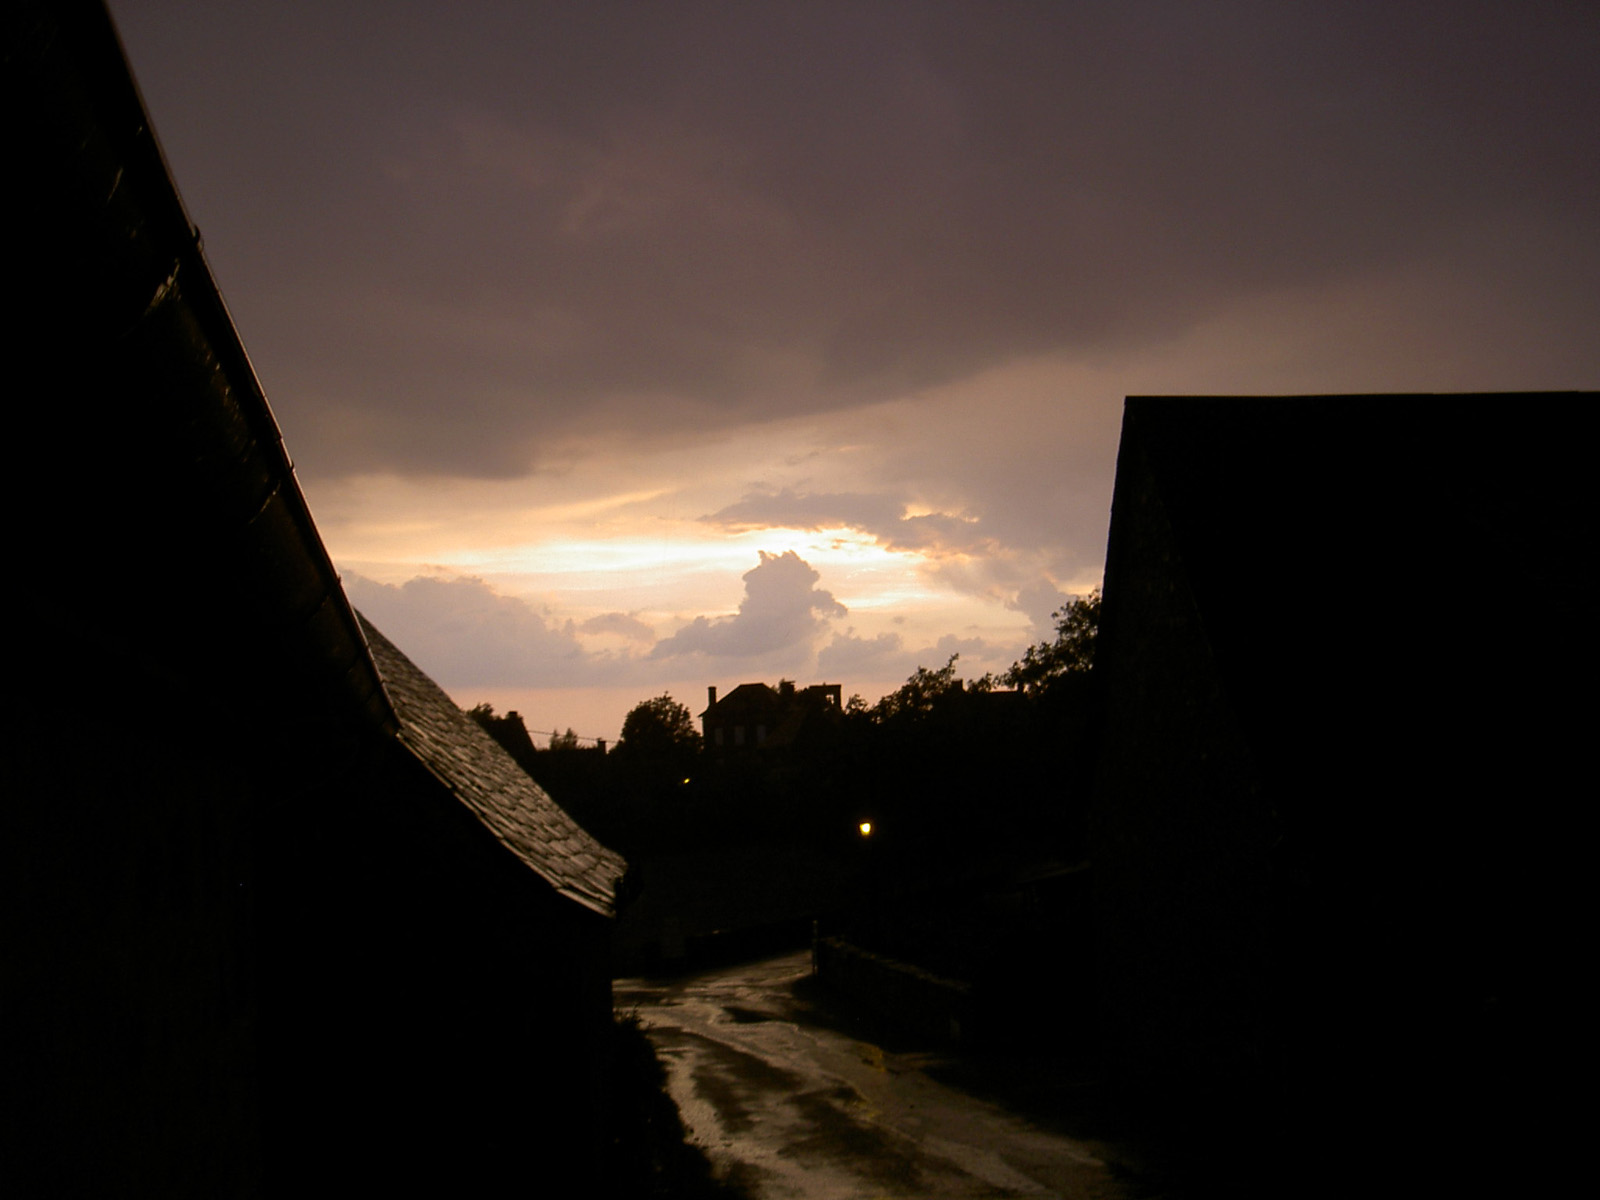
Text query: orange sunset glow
107 1 1600 742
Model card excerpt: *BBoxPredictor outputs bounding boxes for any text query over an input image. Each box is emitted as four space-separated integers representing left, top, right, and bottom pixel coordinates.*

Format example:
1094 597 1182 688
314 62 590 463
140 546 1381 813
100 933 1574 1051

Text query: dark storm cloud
650 551 847 660
111 1 1600 479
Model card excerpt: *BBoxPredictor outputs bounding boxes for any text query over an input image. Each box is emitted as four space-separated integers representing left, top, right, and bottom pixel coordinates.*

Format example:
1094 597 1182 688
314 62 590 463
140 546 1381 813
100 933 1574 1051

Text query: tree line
468 590 1101 863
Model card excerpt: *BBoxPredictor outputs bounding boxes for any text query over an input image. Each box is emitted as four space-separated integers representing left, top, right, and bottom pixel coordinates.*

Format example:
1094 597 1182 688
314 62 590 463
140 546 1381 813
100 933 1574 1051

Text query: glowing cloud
651 551 847 661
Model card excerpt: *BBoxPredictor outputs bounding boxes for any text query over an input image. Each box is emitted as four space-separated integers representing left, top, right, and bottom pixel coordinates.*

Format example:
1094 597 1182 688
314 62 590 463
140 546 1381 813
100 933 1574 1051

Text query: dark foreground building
1090 394 1590 1195
3 4 626 1193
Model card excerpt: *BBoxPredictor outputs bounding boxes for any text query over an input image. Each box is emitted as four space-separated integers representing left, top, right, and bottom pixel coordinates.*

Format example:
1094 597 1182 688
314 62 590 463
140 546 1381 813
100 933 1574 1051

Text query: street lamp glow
858 821 873 837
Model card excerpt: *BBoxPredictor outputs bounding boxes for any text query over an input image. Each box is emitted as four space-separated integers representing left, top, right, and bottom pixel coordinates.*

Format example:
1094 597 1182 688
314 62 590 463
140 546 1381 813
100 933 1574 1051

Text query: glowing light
858 821 873 836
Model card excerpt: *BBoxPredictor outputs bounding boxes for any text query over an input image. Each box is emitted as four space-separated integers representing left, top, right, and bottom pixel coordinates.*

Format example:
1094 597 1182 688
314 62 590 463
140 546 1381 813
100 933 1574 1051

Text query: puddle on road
621 954 1138 1199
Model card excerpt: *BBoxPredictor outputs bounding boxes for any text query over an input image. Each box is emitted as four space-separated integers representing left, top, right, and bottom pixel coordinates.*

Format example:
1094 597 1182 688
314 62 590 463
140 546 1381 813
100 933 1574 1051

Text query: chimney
708 685 718 707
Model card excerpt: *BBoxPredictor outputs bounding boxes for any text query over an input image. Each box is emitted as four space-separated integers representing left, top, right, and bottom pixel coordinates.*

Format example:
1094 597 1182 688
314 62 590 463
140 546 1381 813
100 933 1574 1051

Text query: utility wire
526 726 608 747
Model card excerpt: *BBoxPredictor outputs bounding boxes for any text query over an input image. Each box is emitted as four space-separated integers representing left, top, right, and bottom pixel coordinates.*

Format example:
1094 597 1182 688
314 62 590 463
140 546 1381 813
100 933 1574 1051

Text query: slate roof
7 0 625 922
359 613 628 917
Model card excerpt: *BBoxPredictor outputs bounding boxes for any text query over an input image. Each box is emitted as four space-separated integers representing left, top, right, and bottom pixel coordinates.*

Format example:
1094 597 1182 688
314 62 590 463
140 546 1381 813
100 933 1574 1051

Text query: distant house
701 680 844 755
1089 394 1590 1193
3 5 626 1193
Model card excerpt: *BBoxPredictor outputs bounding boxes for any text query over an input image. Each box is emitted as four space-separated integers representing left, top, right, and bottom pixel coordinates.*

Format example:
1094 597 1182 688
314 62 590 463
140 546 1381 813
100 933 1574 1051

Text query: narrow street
616 951 1148 1200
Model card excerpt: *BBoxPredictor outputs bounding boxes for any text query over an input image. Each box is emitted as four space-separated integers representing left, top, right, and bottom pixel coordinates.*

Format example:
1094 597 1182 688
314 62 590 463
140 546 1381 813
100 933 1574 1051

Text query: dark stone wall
5 615 615 1196
3 6 617 1190
1088 396 1592 1194
258 740 613 1194
1089 437 1278 1114
3 649 267 1197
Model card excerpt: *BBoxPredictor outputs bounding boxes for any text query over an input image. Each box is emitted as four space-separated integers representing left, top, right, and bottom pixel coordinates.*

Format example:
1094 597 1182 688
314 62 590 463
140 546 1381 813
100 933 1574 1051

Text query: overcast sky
108 1 1599 742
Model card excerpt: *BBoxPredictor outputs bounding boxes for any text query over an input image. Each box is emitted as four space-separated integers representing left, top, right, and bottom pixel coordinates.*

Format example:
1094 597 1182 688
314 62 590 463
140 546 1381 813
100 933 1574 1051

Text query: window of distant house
734 726 746 746
757 725 767 743
714 728 723 747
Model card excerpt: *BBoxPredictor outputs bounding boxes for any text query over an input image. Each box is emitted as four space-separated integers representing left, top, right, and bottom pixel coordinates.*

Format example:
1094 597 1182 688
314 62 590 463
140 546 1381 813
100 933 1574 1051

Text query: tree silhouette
870 654 962 722
1003 588 1101 695
617 694 701 762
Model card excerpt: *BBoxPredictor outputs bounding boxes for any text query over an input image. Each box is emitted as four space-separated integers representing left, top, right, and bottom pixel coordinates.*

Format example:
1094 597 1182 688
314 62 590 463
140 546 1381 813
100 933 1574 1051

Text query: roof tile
358 612 627 916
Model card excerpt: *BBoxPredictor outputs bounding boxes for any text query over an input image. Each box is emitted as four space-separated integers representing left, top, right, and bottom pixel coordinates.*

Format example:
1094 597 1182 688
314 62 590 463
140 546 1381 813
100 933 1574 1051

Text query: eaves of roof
360 615 629 917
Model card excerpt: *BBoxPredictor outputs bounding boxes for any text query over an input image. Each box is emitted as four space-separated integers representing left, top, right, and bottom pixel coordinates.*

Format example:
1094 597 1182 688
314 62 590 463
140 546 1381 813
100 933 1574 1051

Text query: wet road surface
615 951 1143 1199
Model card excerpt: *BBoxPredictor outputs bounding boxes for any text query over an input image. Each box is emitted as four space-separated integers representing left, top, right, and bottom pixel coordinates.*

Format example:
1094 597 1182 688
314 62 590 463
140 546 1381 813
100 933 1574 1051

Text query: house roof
7 0 626 918
702 682 780 719
361 615 628 917
10 0 390 745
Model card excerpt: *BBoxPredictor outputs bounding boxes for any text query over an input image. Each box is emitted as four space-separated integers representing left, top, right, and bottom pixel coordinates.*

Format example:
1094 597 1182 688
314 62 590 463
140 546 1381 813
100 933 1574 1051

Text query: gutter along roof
9 0 392 741
7 0 626 913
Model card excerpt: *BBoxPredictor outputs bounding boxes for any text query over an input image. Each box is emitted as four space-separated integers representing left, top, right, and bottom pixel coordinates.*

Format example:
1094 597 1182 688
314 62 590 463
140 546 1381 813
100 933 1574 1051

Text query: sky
107 1 1599 745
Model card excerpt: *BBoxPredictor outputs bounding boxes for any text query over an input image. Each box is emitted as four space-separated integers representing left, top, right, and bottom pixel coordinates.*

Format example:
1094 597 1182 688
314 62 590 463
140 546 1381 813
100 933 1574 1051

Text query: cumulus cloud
344 555 856 693
1010 578 1073 641
816 629 906 675
340 558 1021 722
344 572 592 688
650 550 846 661
818 628 1005 684
579 611 656 643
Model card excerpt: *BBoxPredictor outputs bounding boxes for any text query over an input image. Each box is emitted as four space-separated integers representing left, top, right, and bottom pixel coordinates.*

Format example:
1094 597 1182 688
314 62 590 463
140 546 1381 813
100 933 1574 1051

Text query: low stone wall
813 936 974 1044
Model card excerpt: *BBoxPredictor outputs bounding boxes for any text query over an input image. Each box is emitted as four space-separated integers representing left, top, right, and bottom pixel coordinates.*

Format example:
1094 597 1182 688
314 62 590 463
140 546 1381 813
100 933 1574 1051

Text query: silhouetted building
3 5 627 1193
1089 394 1590 1195
701 680 843 756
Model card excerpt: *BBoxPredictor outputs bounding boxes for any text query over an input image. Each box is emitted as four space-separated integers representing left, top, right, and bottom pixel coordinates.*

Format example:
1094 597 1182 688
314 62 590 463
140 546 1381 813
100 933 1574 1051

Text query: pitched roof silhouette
6 0 626 917
361 614 627 915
